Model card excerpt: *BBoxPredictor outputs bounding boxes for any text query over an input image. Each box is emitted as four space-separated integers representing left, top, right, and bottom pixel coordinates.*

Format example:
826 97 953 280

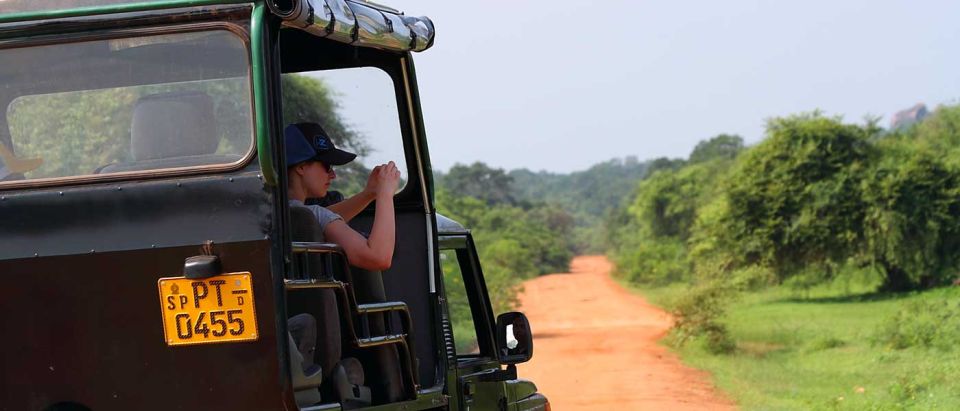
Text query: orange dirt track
516 255 735 411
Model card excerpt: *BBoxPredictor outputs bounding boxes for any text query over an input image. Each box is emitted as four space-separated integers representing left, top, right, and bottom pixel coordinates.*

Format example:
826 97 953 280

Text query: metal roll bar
267 0 435 53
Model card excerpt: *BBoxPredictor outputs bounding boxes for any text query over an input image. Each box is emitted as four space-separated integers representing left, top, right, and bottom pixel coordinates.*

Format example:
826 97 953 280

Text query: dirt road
516 256 734 410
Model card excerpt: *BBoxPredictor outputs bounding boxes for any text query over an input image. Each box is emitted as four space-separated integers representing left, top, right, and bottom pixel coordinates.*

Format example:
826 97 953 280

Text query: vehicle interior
277 28 440 409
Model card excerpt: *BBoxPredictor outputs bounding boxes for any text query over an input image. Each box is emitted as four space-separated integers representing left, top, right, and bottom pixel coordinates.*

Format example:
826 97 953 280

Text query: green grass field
635 278 960 410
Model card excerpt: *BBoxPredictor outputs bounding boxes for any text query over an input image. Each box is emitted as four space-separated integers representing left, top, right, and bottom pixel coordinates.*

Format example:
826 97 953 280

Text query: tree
645 157 686 176
612 157 735 285
716 113 872 280
862 142 960 290
282 74 370 193
443 162 516 205
909 105 960 151
688 134 744 164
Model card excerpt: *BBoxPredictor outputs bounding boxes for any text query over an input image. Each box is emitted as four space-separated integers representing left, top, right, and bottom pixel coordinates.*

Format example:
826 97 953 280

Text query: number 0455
173 309 245 339
158 273 258 346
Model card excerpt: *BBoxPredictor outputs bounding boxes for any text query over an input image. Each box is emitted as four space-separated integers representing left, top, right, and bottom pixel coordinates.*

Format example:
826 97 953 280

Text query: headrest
131 91 218 160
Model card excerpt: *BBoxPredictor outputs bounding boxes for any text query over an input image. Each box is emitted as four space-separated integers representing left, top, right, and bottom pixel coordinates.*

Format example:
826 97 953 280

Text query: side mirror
496 312 533 365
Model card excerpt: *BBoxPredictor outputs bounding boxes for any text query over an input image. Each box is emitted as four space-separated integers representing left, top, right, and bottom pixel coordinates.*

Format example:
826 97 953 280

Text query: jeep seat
97 90 240 173
288 205 374 408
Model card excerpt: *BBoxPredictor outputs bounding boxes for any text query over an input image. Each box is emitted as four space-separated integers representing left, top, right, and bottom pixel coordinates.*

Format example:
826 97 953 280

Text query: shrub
873 299 960 350
807 336 846 352
670 280 737 354
612 237 688 285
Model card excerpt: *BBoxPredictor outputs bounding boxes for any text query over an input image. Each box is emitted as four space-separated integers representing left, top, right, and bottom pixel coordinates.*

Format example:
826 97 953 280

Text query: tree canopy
611 109 960 291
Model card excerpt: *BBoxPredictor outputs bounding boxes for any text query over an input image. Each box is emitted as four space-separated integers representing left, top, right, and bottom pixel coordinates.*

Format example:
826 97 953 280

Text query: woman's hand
362 164 383 198
374 161 401 197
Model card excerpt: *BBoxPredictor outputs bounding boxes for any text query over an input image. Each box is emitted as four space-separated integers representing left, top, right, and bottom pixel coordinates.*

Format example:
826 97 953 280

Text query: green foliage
437 188 574 280
610 156 736 286
9 88 137 178
441 162 516 205
720 113 872 278
507 156 652 253
670 279 737 354
9 79 250 179
861 142 960 290
639 279 960 410
631 160 727 240
439 249 483 353
281 74 369 194
688 134 744 164
873 298 960 350
645 156 687 175
806 336 846 352
610 107 960 359
907 104 960 156
508 156 650 217
612 236 688 285
435 165 577 313
602 101 960 409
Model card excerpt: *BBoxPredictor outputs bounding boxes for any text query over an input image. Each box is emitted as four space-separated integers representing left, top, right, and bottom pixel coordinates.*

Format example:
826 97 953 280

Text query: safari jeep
0 1 549 410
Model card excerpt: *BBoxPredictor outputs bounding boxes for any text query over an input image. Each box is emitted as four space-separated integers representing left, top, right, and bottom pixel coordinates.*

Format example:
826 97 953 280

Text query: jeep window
440 249 483 356
0 0 171 14
1 29 252 185
281 67 407 195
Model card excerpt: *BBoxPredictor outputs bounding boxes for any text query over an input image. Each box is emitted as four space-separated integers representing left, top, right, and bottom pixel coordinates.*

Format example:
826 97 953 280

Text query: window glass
281 67 406 196
440 249 481 355
1 30 252 183
0 0 172 14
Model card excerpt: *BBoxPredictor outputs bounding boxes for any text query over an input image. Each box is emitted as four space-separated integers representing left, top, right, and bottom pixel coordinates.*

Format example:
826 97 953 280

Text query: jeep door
438 234 511 411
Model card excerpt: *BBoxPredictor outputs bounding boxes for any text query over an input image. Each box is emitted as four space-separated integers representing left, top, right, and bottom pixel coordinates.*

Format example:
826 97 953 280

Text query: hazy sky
374 0 960 173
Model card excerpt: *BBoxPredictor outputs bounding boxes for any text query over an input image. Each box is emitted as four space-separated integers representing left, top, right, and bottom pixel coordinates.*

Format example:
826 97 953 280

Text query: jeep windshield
0 27 253 186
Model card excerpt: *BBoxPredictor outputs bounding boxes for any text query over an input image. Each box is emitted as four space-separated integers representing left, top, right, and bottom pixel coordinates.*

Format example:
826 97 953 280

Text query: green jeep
0 1 549 410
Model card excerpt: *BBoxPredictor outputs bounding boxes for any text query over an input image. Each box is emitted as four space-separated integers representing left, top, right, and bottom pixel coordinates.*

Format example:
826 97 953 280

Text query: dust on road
517 256 735 411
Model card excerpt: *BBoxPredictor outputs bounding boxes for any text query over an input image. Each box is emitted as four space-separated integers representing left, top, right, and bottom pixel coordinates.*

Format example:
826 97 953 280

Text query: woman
285 122 401 271
286 122 405 403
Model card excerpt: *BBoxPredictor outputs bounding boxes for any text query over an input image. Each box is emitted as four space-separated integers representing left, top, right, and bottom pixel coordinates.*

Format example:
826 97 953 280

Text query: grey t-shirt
289 199 343 241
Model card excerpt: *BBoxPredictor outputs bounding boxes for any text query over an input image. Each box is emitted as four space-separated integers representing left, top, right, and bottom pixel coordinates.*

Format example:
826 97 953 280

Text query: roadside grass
636 277 960 410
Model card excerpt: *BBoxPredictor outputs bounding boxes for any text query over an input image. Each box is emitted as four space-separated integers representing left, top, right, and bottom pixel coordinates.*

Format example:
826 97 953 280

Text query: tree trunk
878 260 916 292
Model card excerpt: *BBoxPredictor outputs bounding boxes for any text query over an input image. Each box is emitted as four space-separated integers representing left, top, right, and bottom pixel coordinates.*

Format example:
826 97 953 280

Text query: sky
354 0 960 173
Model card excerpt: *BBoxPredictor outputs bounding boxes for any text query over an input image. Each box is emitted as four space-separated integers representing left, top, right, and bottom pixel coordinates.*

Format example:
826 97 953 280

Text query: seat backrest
98 91 239 173
289 205 342 381
290 205 407 403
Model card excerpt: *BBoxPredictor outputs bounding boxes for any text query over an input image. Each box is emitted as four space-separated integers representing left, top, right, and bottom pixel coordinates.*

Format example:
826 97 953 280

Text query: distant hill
509 156 651 221
435 136 742 253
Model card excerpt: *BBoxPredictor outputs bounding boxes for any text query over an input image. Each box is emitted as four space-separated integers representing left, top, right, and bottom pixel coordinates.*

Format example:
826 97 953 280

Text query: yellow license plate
158 272 259 346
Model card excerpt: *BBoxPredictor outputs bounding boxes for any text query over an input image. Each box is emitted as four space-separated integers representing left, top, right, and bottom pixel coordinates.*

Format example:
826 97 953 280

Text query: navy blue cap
284 123 357 168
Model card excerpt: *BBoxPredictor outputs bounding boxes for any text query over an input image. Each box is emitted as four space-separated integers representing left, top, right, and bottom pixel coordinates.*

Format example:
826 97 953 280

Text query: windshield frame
0 1 252 26
0 20 257 190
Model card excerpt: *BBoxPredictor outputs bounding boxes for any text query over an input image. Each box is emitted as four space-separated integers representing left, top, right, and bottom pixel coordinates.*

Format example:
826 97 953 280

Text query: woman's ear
294 163 307 177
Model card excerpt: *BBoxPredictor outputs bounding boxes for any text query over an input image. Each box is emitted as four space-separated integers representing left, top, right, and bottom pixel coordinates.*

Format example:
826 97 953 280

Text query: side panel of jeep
0 6 289 409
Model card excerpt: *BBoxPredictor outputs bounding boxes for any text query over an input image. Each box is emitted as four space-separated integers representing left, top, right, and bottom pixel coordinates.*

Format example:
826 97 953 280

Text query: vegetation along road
517 256 734 411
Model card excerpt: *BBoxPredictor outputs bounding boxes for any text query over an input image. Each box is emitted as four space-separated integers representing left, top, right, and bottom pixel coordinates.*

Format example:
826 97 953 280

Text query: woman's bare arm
326 165 381 222
326 191 375 222
324 162 400 271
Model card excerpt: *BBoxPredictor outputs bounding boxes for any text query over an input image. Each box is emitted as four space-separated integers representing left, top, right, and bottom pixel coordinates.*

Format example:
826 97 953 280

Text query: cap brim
316 148 357 166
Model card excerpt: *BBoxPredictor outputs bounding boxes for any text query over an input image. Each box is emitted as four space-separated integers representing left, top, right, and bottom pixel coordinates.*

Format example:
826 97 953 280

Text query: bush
873 299 960 350
612 237 688 285
807 336 846 352
670 280 737 354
